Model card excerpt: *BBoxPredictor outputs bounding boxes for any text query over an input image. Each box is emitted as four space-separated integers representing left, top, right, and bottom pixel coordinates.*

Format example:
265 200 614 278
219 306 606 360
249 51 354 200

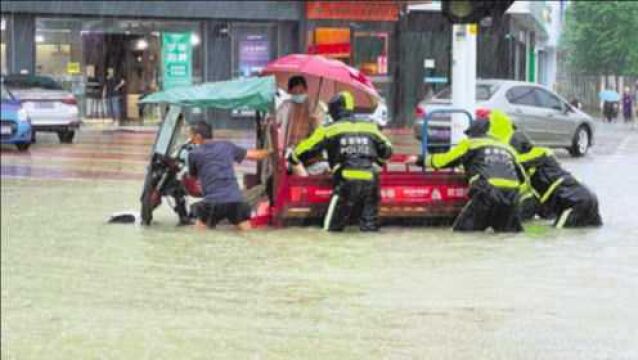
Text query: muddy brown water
2 126 638 358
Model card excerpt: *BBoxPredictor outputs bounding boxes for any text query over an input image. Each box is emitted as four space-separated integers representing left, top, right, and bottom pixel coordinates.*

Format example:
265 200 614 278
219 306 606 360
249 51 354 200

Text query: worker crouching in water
409 110 525 232
510 130 603 228
288 91 393 231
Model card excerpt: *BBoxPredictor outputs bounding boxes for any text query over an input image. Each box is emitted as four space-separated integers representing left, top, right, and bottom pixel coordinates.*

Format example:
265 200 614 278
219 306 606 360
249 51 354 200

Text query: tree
561 1 638 77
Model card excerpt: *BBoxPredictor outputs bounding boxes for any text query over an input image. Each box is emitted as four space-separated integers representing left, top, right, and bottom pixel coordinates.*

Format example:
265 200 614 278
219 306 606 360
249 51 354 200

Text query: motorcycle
139 106 202 225
138 77 275 226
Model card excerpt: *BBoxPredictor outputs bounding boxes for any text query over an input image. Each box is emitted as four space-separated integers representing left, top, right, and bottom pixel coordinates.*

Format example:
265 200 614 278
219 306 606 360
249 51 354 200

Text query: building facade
2 1 409 126
301 1 402 122
1 1 303 126
396 0 562 126
1 1 564 128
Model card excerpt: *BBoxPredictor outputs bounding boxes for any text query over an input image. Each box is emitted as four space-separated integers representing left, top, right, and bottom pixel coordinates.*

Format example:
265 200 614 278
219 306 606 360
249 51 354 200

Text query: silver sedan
3 74 80 144
414 79 597 157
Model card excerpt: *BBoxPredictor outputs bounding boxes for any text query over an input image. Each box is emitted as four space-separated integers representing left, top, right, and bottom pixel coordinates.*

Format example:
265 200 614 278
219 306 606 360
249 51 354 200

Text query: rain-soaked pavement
2 123 638 358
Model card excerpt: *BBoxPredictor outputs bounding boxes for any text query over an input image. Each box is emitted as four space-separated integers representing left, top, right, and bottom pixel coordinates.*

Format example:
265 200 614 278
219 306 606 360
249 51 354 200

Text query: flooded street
2 125 638 359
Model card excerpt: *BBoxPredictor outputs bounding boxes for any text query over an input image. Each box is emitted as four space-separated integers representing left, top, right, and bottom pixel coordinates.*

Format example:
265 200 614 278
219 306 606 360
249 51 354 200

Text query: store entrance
83 33 160 121
34 18 202 123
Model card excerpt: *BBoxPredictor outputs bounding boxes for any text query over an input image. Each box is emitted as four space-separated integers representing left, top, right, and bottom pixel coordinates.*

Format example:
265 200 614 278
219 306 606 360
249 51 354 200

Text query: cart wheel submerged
140 170 161 225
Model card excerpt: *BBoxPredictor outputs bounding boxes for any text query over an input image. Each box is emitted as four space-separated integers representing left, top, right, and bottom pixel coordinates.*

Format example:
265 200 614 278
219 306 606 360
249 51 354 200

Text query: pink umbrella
261 54 380 110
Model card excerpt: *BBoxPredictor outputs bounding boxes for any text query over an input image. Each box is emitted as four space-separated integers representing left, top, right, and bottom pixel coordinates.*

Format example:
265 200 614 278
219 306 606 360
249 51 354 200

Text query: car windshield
3 75 63 90
433 84 498 101
1 85 14 101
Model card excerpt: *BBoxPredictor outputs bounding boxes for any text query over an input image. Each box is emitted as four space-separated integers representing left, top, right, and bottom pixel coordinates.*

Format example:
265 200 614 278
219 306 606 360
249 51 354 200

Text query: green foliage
561 1 638 76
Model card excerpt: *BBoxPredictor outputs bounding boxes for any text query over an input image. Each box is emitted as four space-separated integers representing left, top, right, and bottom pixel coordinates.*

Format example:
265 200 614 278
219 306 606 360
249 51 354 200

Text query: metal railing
420 108 473 158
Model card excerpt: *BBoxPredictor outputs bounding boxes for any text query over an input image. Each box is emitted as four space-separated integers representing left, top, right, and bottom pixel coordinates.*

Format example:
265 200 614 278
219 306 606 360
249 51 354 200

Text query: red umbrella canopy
262 54 380 110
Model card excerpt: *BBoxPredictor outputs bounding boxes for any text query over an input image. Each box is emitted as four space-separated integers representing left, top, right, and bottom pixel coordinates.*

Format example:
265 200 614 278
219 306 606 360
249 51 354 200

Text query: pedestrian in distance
407 110 526 232
622 86 634 124
103 67 125 122
289 91 393 232
187 121 271 231
602 100 616 123
569 98 582 110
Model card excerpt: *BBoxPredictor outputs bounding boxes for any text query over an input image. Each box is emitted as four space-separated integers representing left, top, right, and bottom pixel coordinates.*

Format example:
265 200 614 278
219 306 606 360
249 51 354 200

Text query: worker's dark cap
510 130 534 154
464 120 490 138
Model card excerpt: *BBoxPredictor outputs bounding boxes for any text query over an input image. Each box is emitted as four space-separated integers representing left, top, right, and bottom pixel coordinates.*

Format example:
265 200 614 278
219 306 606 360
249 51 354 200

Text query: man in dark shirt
102 68 125 121
187 121 270 230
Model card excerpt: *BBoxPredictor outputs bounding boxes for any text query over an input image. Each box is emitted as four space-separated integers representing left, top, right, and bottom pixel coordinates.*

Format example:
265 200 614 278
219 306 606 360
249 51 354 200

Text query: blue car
1 84 32 151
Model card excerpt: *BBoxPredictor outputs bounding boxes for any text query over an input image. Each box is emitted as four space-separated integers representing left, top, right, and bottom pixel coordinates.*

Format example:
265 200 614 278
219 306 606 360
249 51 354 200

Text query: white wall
541 1 564 89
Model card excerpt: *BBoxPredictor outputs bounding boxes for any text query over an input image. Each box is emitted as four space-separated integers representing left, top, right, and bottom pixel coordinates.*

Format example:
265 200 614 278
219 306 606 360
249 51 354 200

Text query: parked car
414 79 596 157
354 99 389 128
2 74 80 143
1 84 33 151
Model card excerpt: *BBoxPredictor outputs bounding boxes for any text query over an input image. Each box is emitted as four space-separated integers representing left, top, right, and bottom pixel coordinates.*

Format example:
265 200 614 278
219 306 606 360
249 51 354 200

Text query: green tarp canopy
140 76 276 113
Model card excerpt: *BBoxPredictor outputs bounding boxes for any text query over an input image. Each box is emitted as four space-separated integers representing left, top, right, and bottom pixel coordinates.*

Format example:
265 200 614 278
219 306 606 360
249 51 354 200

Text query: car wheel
57 130 75 144
15 143 31 151
569 126 590 157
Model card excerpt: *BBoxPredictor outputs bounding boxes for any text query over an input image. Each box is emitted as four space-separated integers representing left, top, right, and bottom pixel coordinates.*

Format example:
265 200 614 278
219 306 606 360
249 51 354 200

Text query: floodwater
2 126 638 359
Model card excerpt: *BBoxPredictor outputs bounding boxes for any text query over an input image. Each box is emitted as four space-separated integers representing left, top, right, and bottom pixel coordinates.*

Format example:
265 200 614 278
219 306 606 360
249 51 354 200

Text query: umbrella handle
313 76 324 114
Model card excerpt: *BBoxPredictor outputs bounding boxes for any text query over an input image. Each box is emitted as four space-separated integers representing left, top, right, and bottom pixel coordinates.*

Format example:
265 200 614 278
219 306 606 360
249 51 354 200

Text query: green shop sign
161 33 192 89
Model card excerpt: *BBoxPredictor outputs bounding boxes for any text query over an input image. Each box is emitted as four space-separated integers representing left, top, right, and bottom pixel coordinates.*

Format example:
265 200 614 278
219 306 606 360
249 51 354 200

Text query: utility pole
450 23 477 145
440 0 513 144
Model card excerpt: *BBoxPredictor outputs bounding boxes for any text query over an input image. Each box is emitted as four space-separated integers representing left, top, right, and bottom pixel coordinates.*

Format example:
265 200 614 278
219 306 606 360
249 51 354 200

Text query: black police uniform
510 131 602 228
290 118 392 232
418 121 525 232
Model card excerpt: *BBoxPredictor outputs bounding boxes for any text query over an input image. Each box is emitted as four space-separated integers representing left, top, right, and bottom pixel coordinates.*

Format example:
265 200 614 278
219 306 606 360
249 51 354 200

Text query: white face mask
290 94 307 104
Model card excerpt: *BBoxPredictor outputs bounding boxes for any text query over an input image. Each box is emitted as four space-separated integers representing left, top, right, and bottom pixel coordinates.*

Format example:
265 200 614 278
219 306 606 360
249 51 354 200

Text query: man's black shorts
191 201 252 227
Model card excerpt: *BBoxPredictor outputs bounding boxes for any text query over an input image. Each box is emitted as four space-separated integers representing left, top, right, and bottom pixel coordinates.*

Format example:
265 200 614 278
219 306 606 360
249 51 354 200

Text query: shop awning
140 76 276 112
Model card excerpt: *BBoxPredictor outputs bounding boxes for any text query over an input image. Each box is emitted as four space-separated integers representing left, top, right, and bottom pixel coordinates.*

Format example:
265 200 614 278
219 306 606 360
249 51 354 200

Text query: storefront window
302 1 400 121
353 32 388 76
307 27 393 112
35 28 75 83
35 17 203 120
306 28 390 77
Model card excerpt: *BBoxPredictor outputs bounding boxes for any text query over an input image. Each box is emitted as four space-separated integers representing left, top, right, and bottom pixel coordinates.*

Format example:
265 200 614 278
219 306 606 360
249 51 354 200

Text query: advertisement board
306 1 400 21
238 34 270 78
161 33 192 89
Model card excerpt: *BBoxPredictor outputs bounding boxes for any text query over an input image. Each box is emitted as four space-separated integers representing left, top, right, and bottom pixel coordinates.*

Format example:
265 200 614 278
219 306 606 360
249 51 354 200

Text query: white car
414 79 597 157
354 100 389 128
3 74 80 143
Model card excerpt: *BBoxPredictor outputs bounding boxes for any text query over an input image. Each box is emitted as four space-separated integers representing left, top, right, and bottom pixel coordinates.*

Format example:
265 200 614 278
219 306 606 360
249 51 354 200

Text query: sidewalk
80 117 419 135
79 118 263 141
81 118 159 133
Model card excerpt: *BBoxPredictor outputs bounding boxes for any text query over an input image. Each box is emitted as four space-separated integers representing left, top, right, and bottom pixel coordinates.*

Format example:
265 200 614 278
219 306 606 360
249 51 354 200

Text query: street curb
103 127 157 134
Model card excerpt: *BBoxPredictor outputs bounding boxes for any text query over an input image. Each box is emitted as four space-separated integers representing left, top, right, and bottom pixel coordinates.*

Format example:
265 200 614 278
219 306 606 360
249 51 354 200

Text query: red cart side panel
273 156 469 225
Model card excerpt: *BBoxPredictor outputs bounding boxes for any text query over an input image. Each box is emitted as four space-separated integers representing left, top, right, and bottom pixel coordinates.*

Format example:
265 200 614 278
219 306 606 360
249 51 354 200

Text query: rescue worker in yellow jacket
483 110 602 228
289 91 393 232
509 130 603 228
409 110 525 232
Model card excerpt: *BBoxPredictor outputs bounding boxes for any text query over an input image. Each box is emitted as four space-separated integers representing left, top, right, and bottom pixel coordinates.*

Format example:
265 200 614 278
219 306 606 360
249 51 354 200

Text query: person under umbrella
600 89 621 123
